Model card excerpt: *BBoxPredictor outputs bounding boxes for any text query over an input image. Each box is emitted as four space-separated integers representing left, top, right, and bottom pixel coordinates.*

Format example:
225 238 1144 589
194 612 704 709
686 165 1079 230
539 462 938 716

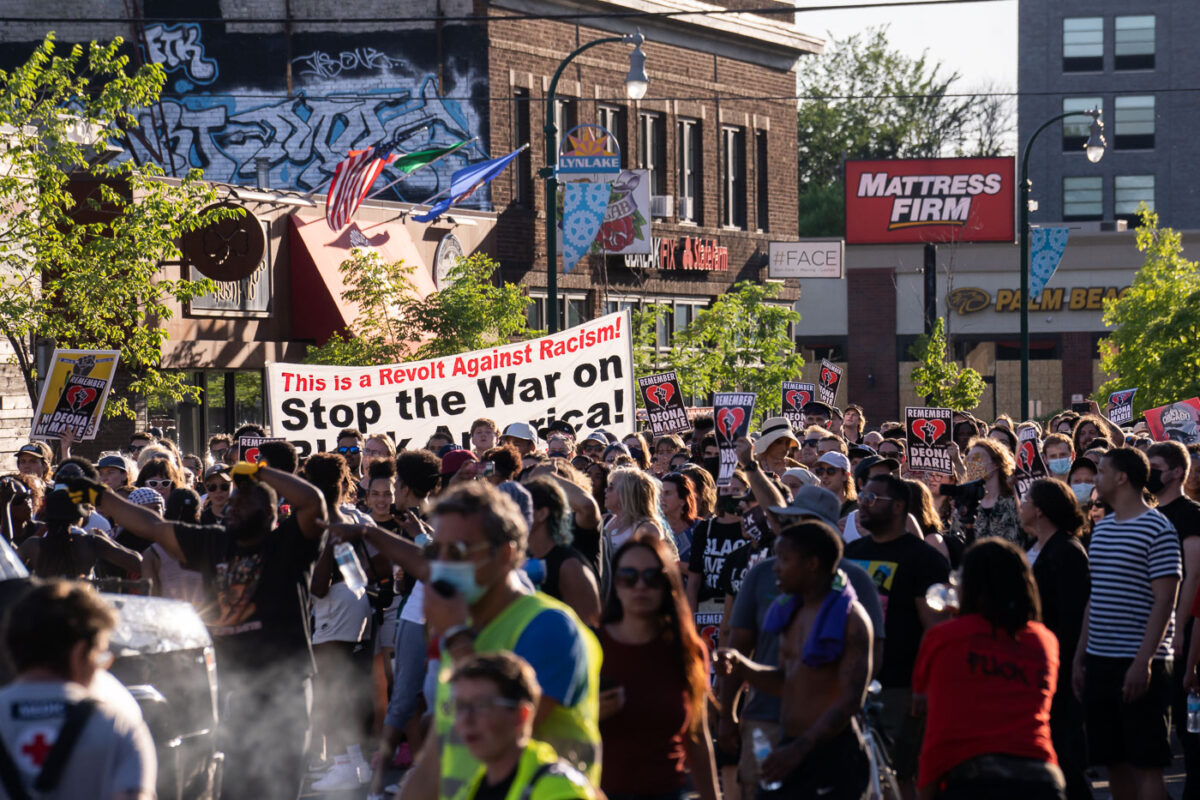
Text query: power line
0 0 1010 26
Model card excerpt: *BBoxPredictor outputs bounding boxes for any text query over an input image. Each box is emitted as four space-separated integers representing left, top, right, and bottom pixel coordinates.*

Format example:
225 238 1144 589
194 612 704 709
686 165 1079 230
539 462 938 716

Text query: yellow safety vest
436 592 602 800
461 740 598 800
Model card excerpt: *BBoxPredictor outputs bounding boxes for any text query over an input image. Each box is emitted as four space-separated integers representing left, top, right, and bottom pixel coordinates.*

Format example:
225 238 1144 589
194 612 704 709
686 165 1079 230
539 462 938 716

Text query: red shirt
913 614 1058 789
598 628 700 795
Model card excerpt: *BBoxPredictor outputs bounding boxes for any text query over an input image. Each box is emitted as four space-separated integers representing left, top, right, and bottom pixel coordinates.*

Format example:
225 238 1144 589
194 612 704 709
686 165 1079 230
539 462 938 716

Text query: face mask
1070 482 1094 503
429 561 485 604
1146 468 1165 494
1048 457 1072 476
965 455 990 483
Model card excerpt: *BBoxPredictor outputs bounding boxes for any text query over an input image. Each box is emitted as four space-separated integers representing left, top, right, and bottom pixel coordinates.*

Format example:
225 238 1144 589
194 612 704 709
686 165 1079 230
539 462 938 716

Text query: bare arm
687 571 701 613
685 709 720 800
90 533 142 576
94 489 185 562
255 465 326 540
1072 600 1091 701
717 626 755 753
734 437 786 534
310 540 335 598
1123 575 1179 701
556 558 601 628
547 470 601 530
761 608 873 782
1176 538 1200 659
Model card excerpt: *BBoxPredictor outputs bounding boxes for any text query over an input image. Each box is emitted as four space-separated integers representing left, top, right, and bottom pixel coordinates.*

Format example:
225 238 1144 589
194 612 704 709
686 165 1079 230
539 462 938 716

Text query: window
638 112 667 196
1115 16 1155 70
721 126 746 229
512 89 532 206
755 130 769 232
1114 96 1155 149
527 292 587 331
553 98 577 145
1063 17 1103 72
1114 175 1155 223
1062 98 1102 152
597 105 627 167
1062 176 1103 220
677 119 701 223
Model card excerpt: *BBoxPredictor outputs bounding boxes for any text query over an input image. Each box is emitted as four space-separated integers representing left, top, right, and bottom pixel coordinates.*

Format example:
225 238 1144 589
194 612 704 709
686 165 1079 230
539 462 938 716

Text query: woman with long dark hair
598 534 719 800
913 538 1063 799
1020 478 1091 800
660 471 699 564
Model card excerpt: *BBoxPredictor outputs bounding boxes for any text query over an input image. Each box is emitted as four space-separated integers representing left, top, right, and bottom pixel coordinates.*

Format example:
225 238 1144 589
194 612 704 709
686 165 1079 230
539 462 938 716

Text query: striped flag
325 144 398 231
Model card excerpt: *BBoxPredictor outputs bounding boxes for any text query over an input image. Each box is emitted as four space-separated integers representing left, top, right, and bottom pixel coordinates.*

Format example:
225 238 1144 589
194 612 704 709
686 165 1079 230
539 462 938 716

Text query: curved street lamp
1019 107 1105 417
541 31 647 333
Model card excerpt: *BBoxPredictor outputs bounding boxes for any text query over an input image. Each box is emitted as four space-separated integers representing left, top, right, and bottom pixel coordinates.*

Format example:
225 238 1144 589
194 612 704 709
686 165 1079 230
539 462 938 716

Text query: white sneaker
311 760 361 792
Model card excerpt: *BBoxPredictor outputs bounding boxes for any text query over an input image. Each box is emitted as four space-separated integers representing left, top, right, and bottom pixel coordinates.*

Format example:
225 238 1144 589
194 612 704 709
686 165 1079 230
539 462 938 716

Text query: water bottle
1188 692 1200 734
414 532 432 548
925 582 959 613
751 727 782 791
334 542 368 595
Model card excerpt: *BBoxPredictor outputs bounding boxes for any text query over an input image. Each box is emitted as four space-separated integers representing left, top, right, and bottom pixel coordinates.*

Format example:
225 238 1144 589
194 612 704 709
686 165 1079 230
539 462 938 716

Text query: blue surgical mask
429 561 485 604
1070 482 1094 503
1048 457 1072 476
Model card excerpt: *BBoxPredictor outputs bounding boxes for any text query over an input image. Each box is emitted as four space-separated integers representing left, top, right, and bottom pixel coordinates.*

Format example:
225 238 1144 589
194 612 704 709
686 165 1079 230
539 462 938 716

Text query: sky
793 0 1018 92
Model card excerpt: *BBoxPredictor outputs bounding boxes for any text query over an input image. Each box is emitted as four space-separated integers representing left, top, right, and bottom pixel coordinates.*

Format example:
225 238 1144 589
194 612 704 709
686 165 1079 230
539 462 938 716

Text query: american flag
325 144 398 231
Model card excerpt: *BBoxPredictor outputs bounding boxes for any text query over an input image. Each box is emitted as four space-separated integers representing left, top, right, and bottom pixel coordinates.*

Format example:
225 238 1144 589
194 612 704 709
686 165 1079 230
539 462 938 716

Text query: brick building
0 0 818 459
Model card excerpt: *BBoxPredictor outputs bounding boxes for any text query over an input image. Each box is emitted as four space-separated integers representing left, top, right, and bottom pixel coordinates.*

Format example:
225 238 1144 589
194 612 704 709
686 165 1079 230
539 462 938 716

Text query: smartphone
1072 402 1091 414
479 461 496 477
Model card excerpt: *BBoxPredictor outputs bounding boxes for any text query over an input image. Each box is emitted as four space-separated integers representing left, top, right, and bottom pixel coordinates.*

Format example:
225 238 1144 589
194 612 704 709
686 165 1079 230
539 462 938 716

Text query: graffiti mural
0 22 490 207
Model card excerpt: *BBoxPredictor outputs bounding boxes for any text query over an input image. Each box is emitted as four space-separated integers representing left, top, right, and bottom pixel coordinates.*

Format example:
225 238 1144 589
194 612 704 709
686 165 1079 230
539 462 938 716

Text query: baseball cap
816 451 852 472
98 454 130 473
204 464 232 481
501 422 538 443
538 420 576 440
848 444 875 459
769 484 841 528
15 442 50 462
853 454 900 486
440 449 479 477
801 401 833 419
782 467 818 487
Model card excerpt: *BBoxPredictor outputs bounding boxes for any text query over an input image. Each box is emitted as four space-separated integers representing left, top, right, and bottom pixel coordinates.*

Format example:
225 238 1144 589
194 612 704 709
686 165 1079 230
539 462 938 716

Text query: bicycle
860 680 902 800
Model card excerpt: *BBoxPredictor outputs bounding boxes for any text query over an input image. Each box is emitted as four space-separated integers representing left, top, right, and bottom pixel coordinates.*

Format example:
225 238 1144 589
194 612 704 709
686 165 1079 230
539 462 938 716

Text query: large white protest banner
267 311 635 456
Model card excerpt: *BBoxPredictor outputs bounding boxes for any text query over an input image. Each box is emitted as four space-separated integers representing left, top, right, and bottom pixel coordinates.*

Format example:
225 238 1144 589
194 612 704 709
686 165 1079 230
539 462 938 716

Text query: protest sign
1144 398 1200 445
781 381 816 430
31 349 121 441
1014 425 1048 500
238 435 283 463
637 372 689 436
818 360 843 406
1106 388 1138 426
267 311 635 456
713 392 755 487
905 406 953 474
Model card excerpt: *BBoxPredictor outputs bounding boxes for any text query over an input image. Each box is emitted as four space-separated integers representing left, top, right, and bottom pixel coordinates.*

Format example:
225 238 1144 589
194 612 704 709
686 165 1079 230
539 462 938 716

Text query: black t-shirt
474 764 518 800
844 532 949 688
571 521 602 578
174 517 323 680
687 518 748 603
716 508 772 598
542 543 594 603
1162 496 1200 580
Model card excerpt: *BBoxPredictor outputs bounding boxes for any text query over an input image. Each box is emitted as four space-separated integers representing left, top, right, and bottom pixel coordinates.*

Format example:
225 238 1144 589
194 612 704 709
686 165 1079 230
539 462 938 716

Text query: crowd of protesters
1 397 1199 800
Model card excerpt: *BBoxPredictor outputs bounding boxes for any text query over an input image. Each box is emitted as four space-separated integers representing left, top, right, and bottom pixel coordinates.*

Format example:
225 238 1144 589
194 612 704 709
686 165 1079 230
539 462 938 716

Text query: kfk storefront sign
845 157 1015 245
623 236 728 271
947 285 1130 314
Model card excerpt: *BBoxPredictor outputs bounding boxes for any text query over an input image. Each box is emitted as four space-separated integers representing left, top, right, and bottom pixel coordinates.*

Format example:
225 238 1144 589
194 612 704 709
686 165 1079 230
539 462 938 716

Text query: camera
938 479 986 504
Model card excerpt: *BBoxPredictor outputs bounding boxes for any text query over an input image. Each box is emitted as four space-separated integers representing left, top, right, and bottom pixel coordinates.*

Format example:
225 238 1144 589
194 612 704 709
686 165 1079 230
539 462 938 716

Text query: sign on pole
713 393 756 487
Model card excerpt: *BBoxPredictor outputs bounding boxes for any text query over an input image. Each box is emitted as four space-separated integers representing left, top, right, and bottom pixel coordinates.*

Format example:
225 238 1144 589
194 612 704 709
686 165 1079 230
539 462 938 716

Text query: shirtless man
716 521 873 799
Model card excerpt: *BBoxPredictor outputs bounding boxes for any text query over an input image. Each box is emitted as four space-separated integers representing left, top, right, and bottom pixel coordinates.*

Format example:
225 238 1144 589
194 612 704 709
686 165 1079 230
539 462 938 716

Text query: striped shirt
1087 509 1182 659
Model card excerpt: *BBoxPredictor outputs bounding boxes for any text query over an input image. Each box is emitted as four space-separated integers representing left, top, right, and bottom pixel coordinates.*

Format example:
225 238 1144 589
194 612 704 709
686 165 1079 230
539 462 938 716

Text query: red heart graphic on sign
821 368 836 386
243 447 261 463
646 383 675 408
716 407 745 440
785 390 810 410
66 385 97 413
911 418 946 446
1019 441 1036 471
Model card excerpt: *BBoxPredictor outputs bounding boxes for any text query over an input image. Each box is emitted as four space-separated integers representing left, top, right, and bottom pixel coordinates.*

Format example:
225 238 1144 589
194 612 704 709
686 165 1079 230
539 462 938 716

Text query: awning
288 214 438 345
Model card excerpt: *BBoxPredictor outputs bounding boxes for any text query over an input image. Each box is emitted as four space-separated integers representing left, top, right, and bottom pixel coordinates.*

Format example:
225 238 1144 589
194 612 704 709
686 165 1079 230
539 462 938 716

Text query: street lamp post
540 31 648 333
1019 108 1105 418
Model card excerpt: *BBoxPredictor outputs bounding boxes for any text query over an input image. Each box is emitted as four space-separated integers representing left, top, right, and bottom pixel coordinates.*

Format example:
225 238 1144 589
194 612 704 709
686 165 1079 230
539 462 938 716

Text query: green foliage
305 251 537 366
667 282 803 419
908 317 985 411
0 34 229 417
630 303 671 397
796 27 999 236
1097 208 1200 413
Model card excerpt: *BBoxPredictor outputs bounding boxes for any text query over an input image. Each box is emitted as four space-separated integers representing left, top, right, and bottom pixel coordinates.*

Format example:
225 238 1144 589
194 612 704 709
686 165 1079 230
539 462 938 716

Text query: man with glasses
126 432 155 459
844 474 949 797
876 438 906 474
335 428 365 478
450 652 598 800
797 430 825 469
324 481 601 800
207 434 233 467
577 433 607 463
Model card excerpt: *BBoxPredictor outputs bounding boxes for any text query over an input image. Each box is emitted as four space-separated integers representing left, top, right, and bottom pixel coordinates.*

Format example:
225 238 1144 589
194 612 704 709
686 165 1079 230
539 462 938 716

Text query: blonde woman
604 468 678 556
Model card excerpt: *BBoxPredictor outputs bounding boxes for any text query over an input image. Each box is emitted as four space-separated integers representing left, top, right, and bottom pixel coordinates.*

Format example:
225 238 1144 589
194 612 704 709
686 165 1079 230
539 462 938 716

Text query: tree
908 317 985 411
667 281 803 419
796 27 991 235
0 34 229 417
304 250 537 366
1097 208 1200 414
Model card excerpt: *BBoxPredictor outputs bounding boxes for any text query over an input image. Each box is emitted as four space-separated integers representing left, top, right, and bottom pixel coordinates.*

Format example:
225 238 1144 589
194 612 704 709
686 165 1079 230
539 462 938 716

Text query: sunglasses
878 450 902 458
423 540 492 562
802 439 820 447
448 697 520 719
210 447 227 456
206 481 231 492
813 466 841 477
858 491 894 505
144 478 173 489
614 566 666 589
337 446 361 455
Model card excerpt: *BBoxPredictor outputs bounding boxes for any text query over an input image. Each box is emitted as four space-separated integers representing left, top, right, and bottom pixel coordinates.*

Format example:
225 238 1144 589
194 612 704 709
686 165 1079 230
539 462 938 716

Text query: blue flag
412 147 525 223
1030 227 1070 300
563 181 612 273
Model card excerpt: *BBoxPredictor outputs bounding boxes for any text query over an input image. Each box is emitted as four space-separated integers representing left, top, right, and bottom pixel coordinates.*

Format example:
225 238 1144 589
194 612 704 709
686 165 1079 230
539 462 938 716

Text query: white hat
816 451 852 472
754 417 799 456
501 422 538 443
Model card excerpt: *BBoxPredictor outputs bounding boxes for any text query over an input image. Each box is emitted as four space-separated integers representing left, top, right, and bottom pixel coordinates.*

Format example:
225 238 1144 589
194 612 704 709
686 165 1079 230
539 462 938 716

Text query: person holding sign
953 438 1022 546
